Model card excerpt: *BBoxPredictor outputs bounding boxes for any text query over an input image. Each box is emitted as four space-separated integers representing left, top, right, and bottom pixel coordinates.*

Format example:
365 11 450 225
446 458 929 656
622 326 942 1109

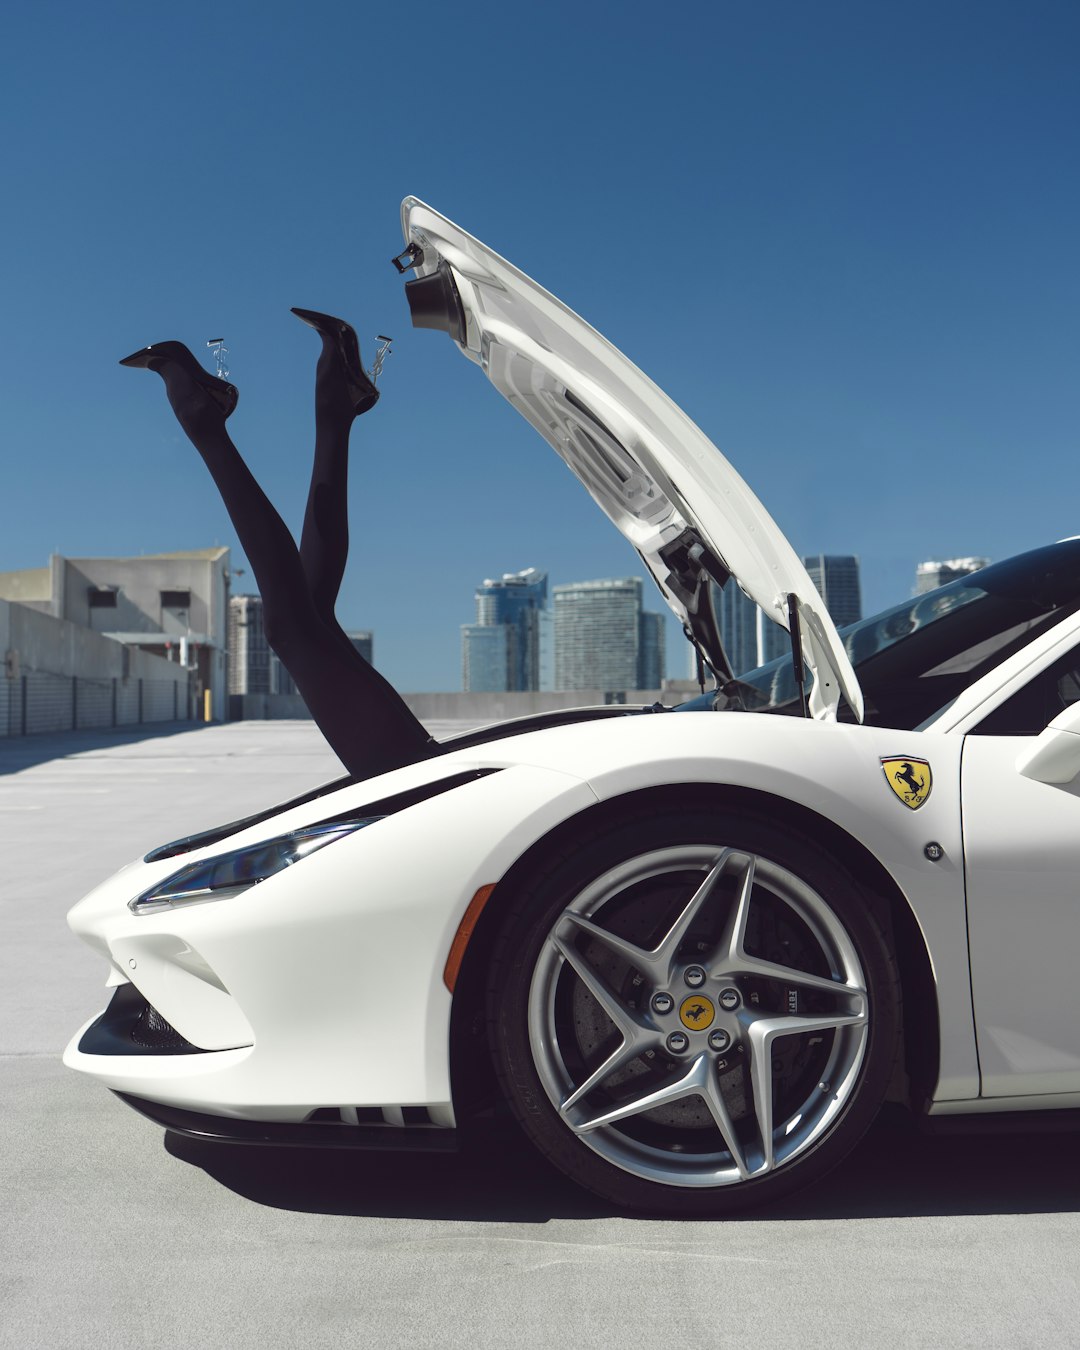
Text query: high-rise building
538 608 554 691
462 567 547 692
712 582 789 677
637 609 666 690
347 631 374 666
553 576 665 691
915 557 990 594
802 554 862 627
712 555 861 680
461 623 509 692
227 594 294 696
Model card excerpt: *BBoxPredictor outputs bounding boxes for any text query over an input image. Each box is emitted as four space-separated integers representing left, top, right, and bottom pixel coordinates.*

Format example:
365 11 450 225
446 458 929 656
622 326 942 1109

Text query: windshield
676 540 1080 729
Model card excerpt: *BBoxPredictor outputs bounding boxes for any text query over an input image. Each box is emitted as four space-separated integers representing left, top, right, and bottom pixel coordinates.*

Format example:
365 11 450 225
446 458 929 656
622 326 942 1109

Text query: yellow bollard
203 689 212 723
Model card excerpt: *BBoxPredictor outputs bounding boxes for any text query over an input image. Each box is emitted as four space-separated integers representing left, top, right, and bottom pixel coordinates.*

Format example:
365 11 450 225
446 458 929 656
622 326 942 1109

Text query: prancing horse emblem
880 756 932 810
679 994 715 1031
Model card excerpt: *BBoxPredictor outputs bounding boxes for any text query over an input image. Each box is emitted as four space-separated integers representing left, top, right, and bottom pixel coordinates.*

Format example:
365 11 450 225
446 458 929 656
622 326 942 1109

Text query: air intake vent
131 1002 195 1051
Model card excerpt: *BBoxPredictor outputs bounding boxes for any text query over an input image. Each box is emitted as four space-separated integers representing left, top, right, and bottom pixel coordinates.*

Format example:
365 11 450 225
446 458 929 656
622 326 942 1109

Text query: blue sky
2 1 1077 690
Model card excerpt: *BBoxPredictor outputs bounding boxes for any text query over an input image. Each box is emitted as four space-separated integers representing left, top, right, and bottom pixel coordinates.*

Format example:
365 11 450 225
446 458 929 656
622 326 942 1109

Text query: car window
971 646 1080 736
920 617 1047 677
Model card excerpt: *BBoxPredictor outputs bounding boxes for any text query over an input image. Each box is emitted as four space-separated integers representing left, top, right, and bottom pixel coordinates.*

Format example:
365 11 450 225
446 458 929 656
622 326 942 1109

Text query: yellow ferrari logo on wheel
679 995 715 1030
881 757 932 810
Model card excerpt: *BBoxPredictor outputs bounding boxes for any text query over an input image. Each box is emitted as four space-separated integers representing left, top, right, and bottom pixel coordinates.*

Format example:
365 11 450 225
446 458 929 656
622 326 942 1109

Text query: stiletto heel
119 341 239 419
290 308 380 415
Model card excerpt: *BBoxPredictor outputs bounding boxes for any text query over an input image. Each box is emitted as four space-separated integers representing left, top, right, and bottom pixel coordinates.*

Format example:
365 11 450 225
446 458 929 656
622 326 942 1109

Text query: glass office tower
802 554 862 627
637 609 666 689
462 567 547 692
554 577 665 692
713 555 861 680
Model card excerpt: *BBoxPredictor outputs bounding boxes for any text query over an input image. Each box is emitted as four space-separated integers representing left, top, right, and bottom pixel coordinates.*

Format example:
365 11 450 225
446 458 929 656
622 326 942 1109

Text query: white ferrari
64 201 1080 1215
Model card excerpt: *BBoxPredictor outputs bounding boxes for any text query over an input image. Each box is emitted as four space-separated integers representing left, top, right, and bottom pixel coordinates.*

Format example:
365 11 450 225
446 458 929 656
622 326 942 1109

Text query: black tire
487 803 901 1215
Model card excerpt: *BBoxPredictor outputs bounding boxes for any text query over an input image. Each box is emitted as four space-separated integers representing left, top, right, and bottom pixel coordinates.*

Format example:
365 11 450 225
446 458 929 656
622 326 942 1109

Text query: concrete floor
3 721 1079 1348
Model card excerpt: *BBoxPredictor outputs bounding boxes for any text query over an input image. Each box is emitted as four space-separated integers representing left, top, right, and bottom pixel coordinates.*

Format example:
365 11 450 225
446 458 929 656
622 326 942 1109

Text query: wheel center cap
678 994 715 1031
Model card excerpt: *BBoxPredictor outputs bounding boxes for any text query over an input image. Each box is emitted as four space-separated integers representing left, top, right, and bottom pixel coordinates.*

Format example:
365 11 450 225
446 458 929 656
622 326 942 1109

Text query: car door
961 644 1080 1098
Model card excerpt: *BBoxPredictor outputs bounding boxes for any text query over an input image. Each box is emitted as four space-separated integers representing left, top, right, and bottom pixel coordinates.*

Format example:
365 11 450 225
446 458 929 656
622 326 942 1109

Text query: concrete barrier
1 598 191 737
226 686 703 726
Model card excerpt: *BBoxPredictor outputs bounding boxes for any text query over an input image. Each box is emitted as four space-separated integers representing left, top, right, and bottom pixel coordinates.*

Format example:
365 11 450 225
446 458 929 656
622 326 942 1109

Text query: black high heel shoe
119 341 239 419
291 308 380 416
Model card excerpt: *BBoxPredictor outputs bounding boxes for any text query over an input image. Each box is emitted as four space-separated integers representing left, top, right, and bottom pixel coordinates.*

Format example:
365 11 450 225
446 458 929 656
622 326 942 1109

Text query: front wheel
488 807 901 1215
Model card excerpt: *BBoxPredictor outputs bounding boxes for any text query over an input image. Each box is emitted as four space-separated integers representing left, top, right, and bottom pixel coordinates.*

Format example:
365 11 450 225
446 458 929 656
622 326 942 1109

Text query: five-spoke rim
527 845 869 1189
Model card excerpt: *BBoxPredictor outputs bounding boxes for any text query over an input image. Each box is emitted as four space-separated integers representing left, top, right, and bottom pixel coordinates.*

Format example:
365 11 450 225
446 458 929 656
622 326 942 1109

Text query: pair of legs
121 316 435 779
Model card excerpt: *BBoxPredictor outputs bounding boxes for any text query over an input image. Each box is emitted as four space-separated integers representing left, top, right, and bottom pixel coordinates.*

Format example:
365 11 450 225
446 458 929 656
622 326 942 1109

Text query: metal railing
2 674 193 738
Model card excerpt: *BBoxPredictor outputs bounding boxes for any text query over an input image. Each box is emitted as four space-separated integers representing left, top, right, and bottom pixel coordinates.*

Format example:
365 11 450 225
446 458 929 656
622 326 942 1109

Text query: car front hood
397 198 862 721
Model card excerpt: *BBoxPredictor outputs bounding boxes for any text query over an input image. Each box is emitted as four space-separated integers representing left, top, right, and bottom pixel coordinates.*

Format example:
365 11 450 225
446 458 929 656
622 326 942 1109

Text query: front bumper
64 759 598 1124
115 1091 458 1151
75 984 457 1148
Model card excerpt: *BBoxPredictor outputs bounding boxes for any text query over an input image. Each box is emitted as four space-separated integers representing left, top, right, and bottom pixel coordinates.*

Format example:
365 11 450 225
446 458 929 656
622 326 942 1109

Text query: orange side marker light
443 884 496 993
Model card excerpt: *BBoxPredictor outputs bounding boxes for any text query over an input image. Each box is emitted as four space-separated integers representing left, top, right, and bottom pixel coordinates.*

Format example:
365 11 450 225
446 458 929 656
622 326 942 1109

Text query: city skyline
462 566 667 693
3 543 1001 696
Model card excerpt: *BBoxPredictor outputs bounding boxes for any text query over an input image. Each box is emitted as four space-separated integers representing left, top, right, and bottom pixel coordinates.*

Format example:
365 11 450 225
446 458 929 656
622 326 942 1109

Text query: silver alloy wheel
527 845 869 1188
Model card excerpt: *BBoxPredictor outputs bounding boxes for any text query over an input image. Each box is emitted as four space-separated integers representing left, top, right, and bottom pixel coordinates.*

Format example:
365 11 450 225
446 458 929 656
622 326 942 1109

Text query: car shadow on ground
164 1105 1080 1223
166 1115 610 1222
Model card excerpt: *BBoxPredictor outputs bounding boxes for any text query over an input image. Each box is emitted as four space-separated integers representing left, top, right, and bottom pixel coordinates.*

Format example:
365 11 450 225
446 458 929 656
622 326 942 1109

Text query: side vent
335 1105 446 1128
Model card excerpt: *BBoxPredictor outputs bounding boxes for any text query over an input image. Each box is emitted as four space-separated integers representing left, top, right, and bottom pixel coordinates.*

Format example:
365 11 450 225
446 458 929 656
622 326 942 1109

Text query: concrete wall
3 598 149 681
0 567 52 611
63 553 226 643
229 693 312 721
401 690 674 721
228 687 701 727
0 551 230 720
1 598 191 737
62 561 159 636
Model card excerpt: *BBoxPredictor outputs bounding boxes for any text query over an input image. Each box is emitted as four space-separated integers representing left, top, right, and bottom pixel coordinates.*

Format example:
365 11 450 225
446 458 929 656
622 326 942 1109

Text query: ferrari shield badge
881 757 932 810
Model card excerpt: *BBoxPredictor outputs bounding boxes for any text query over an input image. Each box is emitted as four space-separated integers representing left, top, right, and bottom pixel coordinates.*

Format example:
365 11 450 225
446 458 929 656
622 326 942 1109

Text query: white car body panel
962 733 1080 1097
930 1089 1080 1115
67 713 985 1113
65 763 598 1118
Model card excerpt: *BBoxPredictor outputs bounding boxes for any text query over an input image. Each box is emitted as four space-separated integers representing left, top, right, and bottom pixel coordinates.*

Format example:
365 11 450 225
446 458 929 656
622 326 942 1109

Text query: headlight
129 818 383 914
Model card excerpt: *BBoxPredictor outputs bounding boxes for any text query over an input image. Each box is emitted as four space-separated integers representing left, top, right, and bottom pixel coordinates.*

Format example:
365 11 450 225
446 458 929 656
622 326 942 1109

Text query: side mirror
1016 701 1080 784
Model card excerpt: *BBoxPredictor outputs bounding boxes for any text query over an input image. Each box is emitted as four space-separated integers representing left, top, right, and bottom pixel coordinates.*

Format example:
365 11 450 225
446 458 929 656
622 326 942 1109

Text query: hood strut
658 529 734 685
786 593 810 718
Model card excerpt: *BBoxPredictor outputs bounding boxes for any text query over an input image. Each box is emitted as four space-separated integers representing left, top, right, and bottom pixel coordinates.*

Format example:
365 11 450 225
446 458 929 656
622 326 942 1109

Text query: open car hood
397 198 862 722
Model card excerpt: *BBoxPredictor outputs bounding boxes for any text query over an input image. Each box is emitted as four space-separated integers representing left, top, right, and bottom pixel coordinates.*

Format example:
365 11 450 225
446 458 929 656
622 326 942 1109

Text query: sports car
64 200 1080 1215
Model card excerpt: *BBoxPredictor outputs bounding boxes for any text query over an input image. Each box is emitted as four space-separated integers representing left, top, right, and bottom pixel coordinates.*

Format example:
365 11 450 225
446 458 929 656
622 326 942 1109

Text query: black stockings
160 345 435 779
